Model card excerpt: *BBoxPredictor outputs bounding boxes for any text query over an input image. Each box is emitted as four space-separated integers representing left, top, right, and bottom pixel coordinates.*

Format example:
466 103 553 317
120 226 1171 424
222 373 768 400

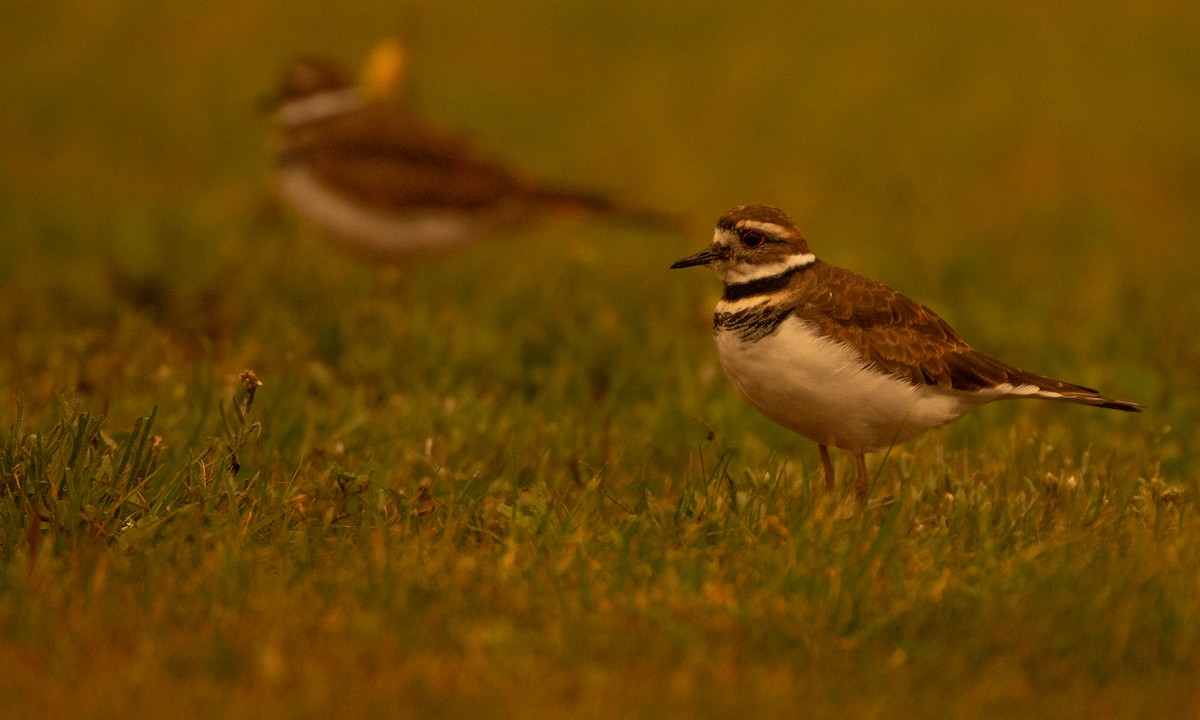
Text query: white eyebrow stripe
736 219 792 235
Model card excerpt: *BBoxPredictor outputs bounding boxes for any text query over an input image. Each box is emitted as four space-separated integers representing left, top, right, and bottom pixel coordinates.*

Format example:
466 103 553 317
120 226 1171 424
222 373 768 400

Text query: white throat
718 251 816 284
279 88 364 126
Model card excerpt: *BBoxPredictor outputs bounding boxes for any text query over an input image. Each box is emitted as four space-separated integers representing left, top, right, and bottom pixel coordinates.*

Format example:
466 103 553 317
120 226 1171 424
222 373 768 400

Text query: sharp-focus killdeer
671 204 1142 502
270 55 682 259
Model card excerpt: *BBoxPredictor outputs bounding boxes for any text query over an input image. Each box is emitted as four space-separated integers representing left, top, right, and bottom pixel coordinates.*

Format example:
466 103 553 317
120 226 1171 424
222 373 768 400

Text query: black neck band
722 262 813 302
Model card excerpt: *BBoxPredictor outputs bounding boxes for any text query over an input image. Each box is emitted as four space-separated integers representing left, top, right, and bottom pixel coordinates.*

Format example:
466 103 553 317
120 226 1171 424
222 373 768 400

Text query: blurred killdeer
672 204 1142 502
270 55 681 259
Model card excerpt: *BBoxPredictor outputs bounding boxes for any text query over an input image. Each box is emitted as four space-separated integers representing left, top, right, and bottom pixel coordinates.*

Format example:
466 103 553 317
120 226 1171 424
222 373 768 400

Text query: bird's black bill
670 247 721 269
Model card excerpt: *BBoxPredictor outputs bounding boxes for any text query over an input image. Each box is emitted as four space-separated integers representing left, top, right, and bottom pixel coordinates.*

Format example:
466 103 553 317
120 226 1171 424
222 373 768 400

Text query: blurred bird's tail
530 185 693 234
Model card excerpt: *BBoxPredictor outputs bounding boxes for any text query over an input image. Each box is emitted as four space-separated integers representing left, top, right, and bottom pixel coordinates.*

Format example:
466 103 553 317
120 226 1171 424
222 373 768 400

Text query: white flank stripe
972 382 1066 401
277 166 474 254
722 252 816 284
279 88 364 126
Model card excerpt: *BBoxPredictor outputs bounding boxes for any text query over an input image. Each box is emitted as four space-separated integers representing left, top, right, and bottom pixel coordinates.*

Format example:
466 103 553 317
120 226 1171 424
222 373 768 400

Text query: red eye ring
740 230 766 248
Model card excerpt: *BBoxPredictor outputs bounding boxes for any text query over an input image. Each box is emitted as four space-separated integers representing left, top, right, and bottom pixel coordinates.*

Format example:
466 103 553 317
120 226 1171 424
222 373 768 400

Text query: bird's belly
277 165 475 255
714 319 977 451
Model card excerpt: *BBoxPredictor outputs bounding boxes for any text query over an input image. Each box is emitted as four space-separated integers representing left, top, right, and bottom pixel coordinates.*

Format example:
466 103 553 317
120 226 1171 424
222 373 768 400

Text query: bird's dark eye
740 230 766 248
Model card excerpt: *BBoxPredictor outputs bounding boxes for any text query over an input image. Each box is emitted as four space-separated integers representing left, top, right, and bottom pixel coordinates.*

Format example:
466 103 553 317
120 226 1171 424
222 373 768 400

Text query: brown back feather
788 262 1115 397
278 104 530 211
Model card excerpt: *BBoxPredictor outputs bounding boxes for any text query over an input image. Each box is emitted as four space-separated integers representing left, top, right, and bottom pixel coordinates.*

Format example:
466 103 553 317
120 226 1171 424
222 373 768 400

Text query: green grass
2 1 1198 717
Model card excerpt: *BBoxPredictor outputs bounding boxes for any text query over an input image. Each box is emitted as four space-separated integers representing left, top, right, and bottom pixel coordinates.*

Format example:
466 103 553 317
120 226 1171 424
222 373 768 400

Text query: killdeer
671 204 1142 502
270 55 681 259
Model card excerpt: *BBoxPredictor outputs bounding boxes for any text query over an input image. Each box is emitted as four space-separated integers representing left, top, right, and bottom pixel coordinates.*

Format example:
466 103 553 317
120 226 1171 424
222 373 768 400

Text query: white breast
714 314 987 451
277 165 475 256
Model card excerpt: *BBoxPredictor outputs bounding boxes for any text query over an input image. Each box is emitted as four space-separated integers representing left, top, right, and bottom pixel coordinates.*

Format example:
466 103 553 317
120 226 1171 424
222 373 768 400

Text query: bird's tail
527 184 693 234
955 349 1143 413
1049 390 1143 412
1006 368 1144 413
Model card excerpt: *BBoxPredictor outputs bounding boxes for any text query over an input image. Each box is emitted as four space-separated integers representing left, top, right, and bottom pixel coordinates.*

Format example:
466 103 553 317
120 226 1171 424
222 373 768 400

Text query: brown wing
789 262 1105 394
277 104 530 212
278 101 685 231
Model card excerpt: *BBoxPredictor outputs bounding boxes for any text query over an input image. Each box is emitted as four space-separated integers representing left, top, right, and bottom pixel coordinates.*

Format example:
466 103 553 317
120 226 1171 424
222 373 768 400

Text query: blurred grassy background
1 1 1198 717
